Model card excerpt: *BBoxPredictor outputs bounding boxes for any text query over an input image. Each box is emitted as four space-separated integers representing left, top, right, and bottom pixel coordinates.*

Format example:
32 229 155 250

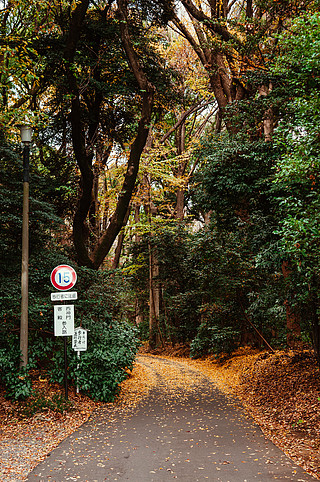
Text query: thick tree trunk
175 189 185 220
62 0 95 268
90 0 155 269
64 0 155 269
92 94 153 268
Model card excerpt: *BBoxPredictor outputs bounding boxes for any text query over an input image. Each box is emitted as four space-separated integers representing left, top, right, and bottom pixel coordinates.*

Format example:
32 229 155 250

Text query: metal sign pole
72 327 88 396
50 264 78 402
76 350 80 394
64 336 68 400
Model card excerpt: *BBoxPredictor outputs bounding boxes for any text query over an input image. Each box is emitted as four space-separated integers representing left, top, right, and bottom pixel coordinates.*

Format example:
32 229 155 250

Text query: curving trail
26 355 315 481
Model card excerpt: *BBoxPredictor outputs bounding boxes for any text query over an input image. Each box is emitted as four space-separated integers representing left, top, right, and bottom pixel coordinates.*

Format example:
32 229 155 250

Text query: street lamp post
20 125 33 368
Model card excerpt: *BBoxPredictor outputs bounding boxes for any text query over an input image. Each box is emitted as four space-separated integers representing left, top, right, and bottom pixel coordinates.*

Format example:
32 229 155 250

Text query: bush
1 252 140 402
0 339 32 400
190 323 240 358
50 321 140 402
23 391 72 417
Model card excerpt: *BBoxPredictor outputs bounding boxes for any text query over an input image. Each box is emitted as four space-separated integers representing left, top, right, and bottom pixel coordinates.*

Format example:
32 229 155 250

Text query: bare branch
170 13 207 65
160 100 215 143
180 0 242 45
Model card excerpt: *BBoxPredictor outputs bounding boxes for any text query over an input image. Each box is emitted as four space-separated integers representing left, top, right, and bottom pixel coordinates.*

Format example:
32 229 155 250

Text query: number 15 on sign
51 265 77 291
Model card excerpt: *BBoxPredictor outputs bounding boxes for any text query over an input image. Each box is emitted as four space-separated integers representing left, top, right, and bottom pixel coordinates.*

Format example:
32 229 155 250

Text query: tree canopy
1 1 320 400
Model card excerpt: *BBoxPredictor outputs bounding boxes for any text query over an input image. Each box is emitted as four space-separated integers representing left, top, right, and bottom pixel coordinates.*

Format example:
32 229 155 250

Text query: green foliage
268 13 320 359
127 223 268 355
247 288 287 347
49 321 140 402
0 340 32 400
190 324 240 358
192 133 279 227
36 7 181 149
273 13 320 93
23 391 72 418
130 0 175 26
189 119 290 354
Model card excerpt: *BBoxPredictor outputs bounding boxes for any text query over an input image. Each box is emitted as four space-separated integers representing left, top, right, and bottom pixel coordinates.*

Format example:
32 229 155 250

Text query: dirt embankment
231 349 320 478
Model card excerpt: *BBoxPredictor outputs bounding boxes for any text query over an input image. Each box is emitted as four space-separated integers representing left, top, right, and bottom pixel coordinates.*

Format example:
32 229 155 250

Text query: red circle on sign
50 265 77 291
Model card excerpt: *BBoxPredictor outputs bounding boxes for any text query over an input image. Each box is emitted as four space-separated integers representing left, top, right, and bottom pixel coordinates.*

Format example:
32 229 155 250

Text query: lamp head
20 125 33 144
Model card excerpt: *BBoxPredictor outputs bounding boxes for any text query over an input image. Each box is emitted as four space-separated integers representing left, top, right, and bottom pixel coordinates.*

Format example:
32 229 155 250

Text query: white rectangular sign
51 291 78 301
54 305 74 336
72 327 88 351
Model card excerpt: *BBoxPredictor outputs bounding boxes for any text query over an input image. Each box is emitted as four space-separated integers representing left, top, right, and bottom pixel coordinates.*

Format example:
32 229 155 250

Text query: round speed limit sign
50 265 77 291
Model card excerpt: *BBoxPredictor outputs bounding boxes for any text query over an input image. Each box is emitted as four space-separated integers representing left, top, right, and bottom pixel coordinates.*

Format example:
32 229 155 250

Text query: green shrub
23 391 72 417
49 321 140 402
0 340 32 400
190 323 240 358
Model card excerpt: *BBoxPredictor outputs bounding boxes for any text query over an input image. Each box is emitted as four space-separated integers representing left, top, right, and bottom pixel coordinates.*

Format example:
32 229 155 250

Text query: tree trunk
149 242 160 349
175 189 185 220
66 0 155 269
112 206 131 269
91 0 155 269
71 97 95 268
135 297 144 326
174 121 187 220
258 83 274 142
133 202 145 326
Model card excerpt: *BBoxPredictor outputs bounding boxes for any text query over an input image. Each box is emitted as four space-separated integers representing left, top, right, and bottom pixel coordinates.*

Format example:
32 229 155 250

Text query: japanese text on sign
51 291 78 301
54 305 74 336
72 327 88 351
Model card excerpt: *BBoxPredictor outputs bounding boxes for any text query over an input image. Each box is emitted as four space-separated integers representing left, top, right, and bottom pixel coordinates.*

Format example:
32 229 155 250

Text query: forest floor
0 346 319 480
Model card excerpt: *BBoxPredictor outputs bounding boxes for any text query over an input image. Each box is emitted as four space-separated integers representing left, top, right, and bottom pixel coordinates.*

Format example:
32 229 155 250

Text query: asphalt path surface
27 356 315 481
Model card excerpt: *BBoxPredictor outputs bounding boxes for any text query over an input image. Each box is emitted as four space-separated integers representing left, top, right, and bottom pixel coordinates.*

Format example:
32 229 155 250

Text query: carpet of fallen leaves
149 345 320 479
0 346 319 480
0 362 159 481
232 349 320 479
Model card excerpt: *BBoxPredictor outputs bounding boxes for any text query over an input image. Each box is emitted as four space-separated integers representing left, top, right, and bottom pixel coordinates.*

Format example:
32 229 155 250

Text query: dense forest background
1 0 320 401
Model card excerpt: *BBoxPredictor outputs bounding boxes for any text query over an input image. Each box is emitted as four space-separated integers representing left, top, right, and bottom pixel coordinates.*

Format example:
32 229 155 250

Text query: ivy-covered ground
0 347 319 480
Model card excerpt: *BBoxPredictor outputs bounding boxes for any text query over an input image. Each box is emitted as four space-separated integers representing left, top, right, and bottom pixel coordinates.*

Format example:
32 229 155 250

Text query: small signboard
54 305 74 336
51 291 78 302
50 265 77 291
72 327 88 351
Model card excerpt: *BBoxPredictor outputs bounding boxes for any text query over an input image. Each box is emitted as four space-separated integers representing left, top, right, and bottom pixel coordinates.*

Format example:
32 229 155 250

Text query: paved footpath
27 357 316 482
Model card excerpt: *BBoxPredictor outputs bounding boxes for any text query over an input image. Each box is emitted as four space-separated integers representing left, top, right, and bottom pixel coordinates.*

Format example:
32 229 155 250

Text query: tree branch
92 0 155 269
171 13 207 65
160 100 214 143
180 0 242 45
62 0 94 268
